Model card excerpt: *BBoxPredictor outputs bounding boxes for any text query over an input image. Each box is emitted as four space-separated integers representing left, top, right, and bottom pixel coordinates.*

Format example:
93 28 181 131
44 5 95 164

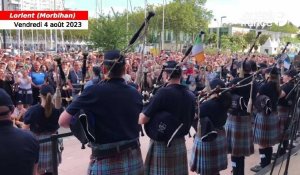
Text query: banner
0 11 88 30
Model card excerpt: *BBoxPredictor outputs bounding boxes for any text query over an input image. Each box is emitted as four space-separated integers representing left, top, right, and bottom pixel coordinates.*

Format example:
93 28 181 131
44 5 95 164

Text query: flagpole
162 0 165 51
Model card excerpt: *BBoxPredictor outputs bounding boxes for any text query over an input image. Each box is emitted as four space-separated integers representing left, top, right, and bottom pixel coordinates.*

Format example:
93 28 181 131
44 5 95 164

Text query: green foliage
205 32 217 46
268 22 299 34
220 35 231 50
89 15 128 51
87 0 212 50
243 31 256 45
281 36 300 44
258 34 271 46
220 33 246 52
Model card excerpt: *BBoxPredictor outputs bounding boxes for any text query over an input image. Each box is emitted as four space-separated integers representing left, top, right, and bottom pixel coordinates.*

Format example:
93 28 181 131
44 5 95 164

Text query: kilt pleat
144 137 188 175
225 114 254 156
278 110 290 140
189 129 227 175
88 148 144 175
35 134 62 174
253 112 280 147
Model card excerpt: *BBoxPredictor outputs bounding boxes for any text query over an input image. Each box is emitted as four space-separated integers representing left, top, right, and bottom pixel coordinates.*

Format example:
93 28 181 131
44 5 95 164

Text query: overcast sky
65 0 300 27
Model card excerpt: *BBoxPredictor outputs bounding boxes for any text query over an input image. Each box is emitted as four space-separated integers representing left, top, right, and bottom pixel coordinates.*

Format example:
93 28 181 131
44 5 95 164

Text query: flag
280 53 291 69
191 35 205 64
284 57 291 69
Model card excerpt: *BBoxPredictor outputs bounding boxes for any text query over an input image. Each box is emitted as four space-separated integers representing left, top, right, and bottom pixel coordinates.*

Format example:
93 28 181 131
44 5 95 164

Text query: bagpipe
143 32 206 147
54 56 73 104
69 12 156 149
195 32 264 142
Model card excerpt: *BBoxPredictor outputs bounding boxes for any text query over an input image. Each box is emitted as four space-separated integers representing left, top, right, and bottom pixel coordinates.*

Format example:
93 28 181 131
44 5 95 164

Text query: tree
244 31 256 45
268 22 299 34
220 35 231 50
205 33 217 46
230 34 246 52
89 14 128 51
258 34 271 46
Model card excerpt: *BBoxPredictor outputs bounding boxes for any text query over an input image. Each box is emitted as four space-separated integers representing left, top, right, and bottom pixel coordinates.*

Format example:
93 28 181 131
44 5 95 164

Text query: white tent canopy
260 37 279 55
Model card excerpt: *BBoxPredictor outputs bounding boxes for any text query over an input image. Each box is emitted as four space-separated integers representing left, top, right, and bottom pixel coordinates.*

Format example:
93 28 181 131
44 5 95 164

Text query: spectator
16 69 33 107
30 61 46 105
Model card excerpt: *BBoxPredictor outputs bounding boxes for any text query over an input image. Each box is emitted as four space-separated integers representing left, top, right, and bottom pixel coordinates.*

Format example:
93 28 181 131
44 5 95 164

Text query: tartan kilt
144 137 188 175
278 107 290 140
253 112 280 147
88 147 144 175
189 129 227 175
35 134 62 174
225 114 254 156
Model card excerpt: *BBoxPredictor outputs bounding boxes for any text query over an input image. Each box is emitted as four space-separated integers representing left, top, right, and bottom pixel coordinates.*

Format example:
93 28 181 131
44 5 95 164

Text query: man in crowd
67 61 82 100
30 61 46 105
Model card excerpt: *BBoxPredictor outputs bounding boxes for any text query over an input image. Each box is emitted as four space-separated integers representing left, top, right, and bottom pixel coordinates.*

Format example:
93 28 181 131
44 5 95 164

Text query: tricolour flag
191 34 205 64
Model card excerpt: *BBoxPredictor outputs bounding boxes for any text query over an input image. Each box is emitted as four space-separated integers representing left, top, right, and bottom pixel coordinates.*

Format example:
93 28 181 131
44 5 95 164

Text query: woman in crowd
16 68 33 107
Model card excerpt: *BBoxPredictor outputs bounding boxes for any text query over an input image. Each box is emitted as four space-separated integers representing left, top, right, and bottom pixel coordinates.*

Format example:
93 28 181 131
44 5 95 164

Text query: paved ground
57 128 300 175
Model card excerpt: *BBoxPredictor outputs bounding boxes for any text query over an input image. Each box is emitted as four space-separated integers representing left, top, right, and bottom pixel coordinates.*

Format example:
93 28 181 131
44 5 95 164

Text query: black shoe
250 165 262 172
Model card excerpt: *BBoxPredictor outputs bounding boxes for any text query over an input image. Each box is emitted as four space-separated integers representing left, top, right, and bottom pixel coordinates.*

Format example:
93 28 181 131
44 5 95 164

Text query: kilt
144 137 188 175
278 107 290 140
88 140 144 175
190 129 227 175
35 134 62 174
253 112 280 147
225 114 254 156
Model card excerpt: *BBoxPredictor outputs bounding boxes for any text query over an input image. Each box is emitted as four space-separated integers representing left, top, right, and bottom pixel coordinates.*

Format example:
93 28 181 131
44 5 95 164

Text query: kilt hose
35 134 62 174
278 107 290 140
88 143 144 175
190 128 227 175
225 114 254 157
144 137 188 175
253 112 280 147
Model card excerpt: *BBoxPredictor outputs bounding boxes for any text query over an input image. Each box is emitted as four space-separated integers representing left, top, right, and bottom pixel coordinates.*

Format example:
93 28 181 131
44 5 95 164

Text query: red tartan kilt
35 134 61 174
225 114 254 156
144 137 188 175
253 112 280 147
88 147 144 175
278 109 290 140
189 129 227 175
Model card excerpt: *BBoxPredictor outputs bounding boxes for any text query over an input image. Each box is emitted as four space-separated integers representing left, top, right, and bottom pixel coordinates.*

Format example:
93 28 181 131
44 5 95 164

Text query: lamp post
219 16 226 49
162 0 165 50
1 0 6 49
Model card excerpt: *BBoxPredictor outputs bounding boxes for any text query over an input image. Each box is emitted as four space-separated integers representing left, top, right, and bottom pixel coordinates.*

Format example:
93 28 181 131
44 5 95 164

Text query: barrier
38 132 73 175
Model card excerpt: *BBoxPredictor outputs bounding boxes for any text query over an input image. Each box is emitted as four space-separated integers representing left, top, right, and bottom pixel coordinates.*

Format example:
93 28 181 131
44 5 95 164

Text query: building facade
2 0 64 10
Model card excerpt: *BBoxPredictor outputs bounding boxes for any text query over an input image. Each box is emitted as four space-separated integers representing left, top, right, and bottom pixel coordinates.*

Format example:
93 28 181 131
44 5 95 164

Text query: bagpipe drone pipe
143 32 205 147
69 12 156 149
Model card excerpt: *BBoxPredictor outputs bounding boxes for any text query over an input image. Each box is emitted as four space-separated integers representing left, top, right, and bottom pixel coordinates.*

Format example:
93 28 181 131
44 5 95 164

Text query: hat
210 78 225 89
238 60 251 75
0 89 14 116
40 85 55 96
0 89 13 107
285 69 298 77
270 67 279 76
104 50 125 66
93 66 101 77
248 60 257 72
258 63 268 69
164 61 180 73
16 100 23 105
